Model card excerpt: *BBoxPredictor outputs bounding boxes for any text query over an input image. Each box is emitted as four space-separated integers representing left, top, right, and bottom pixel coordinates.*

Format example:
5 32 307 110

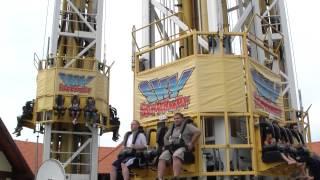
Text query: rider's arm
163 129 171 146
188 124 201 147
190 131 201 147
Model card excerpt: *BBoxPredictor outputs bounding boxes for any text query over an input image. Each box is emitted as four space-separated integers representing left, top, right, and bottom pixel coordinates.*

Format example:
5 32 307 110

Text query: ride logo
251 69 282 116
58 72 94 94
138 67 194 118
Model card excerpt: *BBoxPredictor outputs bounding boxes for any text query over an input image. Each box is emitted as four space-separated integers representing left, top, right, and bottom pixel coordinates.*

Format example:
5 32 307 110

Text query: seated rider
290 123 305 146
69 95 80 125
157 112 201 180
13 116 23 137
264 131 276 144
53 95 66 119
84 97 98 126
110 120 147 180
304 152 320 180
24 101 34 118
109 105 120 125
13 100 34 136
264 130 295 164
264 121 297 165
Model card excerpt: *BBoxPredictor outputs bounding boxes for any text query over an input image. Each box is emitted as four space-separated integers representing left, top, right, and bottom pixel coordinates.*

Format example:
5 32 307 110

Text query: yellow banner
249 60 284 119
134 56 247 120
36 69 56 97
36 69 108 114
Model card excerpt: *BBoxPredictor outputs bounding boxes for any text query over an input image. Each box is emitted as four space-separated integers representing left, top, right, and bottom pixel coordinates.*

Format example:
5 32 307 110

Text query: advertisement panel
250 60 284 119
134 56 247 121
56 70 96 95
36 69 108 114
135 59 196 120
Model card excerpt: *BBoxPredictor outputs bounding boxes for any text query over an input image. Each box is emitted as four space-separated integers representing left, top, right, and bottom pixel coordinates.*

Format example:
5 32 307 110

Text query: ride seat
183 151 195 164
260 119 284 163
141 128 161 167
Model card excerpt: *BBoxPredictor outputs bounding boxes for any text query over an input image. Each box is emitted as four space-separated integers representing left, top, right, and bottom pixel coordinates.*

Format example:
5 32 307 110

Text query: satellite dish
36 159 65 180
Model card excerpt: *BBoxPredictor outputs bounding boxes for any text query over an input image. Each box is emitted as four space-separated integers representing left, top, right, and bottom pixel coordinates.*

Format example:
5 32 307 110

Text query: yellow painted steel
33 65 109 125
29 56 114 174
19 0 118 176
131 29 309 179
199 0 208 31
221 0 229 32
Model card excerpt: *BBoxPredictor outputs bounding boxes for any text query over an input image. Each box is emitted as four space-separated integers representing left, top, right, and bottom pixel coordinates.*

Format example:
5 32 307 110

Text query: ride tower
131 0 311 179
15 0 120 179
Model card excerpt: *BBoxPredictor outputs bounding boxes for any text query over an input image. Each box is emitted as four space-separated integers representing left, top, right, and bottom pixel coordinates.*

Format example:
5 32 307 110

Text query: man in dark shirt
157 112 201 180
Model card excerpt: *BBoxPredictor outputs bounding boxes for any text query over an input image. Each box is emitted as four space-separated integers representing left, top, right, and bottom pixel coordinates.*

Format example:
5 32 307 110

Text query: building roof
15 140 121 174
15 140 43 174
98 144 122 173
308 141 320 155
0 118 34 180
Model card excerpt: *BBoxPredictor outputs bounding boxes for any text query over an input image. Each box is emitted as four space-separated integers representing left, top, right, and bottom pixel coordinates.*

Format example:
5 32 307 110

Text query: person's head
88 97 94 104
72 95 79 104
173 112 184 126
130 120 140 131
266 133 273 140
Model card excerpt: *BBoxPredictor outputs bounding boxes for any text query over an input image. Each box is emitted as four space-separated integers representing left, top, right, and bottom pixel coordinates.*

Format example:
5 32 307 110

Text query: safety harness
166 119 195 163
166 120 189 152
123 128 144 147
118 127 145 159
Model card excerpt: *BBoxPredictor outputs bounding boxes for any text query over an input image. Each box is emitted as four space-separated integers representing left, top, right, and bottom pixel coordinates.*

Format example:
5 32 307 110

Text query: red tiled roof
15 140 43 174
308 141 320 155
98 144 122 173
15 140 121 174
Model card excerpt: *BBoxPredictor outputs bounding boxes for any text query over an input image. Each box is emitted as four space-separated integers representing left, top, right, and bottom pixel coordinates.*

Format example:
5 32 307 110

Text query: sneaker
16 132 21 137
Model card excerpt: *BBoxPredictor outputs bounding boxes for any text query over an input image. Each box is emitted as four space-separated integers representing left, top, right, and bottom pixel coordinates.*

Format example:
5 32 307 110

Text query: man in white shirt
110 120 147 180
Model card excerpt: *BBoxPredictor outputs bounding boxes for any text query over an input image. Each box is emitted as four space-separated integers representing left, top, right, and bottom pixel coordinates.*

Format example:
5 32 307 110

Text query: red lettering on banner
59 83 92 94
140 96 190 118
254 93 282 116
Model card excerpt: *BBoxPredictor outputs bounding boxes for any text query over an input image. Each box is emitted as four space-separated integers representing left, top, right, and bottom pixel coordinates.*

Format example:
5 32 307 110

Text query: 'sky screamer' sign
250 60 284 119
138 67 194 118
58 72 94 94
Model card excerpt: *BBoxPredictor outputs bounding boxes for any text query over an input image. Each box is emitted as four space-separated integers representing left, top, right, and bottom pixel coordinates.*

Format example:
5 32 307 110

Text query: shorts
159 147 186 161
112 156 139 170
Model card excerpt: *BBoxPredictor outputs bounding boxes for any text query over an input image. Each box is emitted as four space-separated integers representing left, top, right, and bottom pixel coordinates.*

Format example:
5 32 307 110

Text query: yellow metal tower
131 0 311 179
15 0 119 179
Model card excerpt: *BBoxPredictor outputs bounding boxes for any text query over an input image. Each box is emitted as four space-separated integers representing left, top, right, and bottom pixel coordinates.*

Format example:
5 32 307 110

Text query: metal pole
35 131 39 175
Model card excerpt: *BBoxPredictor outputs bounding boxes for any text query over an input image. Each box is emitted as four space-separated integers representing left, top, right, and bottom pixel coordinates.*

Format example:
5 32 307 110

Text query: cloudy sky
0 0 319 147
